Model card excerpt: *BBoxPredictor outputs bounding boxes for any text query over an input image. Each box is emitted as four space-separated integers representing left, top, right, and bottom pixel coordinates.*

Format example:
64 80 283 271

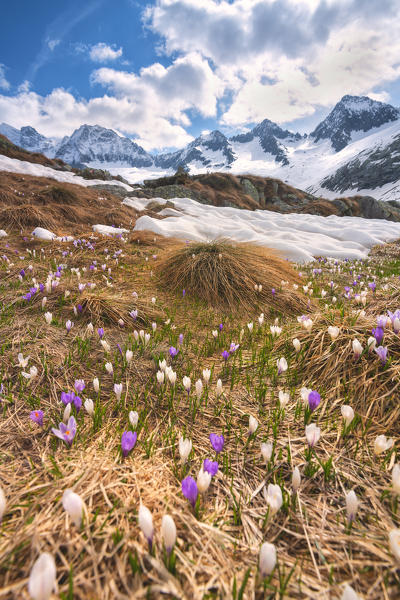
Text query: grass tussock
79 290 165 327
156 238 309 313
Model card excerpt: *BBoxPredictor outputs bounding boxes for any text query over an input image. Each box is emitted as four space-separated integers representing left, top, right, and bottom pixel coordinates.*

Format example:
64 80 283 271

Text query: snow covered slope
0 154 133 190
130 196 400 263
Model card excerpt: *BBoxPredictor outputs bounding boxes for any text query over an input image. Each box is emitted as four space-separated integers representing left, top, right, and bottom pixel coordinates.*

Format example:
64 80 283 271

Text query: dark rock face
311 95 400 152
321 134 400 193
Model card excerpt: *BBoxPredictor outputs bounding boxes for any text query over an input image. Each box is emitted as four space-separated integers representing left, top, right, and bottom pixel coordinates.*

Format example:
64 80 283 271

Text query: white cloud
145 0 400 127
18 80 31 93
89 43 123 62
0 88 193 151
0 64 10 91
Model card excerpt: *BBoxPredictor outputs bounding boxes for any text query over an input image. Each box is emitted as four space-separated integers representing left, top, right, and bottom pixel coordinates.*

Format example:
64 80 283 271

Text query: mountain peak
311 94 400 151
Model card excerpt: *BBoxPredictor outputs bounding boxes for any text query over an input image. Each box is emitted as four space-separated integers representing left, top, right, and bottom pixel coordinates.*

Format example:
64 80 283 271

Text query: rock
241 178 259 203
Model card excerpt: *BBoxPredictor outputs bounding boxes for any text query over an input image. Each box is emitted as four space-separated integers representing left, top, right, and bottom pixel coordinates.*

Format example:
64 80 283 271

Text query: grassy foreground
0 231 400 599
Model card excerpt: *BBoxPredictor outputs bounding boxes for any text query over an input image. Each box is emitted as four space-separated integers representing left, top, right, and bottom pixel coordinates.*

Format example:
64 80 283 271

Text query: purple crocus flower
375 346 388 365
129 310 138 320
121 431 137 457
368 282 376 292
30 409 44 426
169 346 179 358
219 323 223 331
61 391 82 412
271 288 276 297
210 433 224 454
74 379 85 393
203 459 219 476
229 342 239 353
183 289 186 297
308 391 321 412
221 350 230 361
181 476 198 507
52 416 77 446
97 327 104 339
178 333 184 345
19 269 25 278
372 327 384 346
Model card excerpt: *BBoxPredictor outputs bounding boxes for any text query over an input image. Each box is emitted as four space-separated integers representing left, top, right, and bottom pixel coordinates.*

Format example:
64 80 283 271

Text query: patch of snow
31 227 73 241
92 224 129 236
132 197 400 263
0 155 134 191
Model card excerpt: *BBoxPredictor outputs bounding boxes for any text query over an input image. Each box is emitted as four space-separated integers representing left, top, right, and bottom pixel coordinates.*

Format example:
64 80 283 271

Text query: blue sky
1 0 400 151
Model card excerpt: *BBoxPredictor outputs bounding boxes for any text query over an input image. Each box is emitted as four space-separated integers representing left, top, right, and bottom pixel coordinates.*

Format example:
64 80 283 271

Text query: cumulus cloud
0 88 193 150
89 43 123 62
91 52 223 120
0 64 10 91
145 0 400 126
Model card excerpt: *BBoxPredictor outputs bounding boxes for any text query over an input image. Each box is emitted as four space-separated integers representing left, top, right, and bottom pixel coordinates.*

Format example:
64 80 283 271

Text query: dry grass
1 231 400 600
156 238 309 314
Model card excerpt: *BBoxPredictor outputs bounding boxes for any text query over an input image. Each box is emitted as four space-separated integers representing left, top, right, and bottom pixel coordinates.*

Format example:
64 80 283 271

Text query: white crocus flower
197 467 212 493
202 368 211 384
125 350 133 363
84 399 94 416
261 442 273 463
179 436 192 463
44 312 52 325
161 515 176 554
341 584 359 600
264 484 283 515
28 553 57 600
292 338 301 352
389 529 400 562
259 542 276 577
327 326 340 340
18 352 29 368
182 376 191 393
195 379 203 399
352 339 363 359
156 370 165 385
62 489 85 527
345 490 359 522
248 415 258 435
278 390 289 408
216 379 223 396
129 411 139 429
392 464 400 494
105 362 113 374
305 423 321 447
292 467 301 493
374 434 394 455
93 377 100 393
341 405 354 426
138 505 154 549
114 383 123 401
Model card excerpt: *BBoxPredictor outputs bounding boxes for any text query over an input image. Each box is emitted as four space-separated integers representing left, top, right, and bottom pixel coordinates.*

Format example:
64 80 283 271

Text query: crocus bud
182 376 191 393
179 436 192 463
248 415 258 435
341 584 359 600
374 434 394 455
352 339 363 359
292 466 301 492
328 326 340 340
345 490 359 522
264 483 283 515
197 467 212 493
44 312 52 325
392 464 400 494
129 410 139 429
261 442 273 463
247 322 253 333
277 357 288 375
195 379 203 399
126 350 133 363
86 322 94 335
161 514 176 554
259 542 276 577
114 383 123 401
0 486 6 521
63 403 71 423
341 405 354 426
292 338 301 352
84 399 94 416
28 553 57 600
305 423 321 447
202 368 211 384
105 362 113 374
62 489 84 527
138 505 154 551
216 379 223 396
93 377 100 393
41 297 47 309
389 528 400 562
278 390 289 408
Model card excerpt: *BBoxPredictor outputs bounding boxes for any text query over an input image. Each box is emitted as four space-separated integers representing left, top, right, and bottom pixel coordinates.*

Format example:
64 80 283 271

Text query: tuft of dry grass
155 238 309 314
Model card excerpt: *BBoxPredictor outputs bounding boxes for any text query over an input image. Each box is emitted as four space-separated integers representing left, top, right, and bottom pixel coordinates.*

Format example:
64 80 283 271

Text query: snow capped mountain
310 95 400 151
0 123 57 155
155 130 235 170
54 124 153 167
1 94 400 200
231 119 303 165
